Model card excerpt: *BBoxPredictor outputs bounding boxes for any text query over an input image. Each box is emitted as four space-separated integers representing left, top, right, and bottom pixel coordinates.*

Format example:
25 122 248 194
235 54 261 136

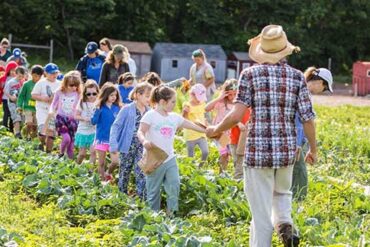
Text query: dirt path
312 95 370 106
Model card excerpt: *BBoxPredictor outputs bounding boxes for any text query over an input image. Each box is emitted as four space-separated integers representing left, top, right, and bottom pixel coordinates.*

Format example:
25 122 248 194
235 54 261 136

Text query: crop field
0 105 369 246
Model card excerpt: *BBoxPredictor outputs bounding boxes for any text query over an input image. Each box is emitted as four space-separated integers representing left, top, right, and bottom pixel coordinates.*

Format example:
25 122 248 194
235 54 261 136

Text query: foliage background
1 0 370 75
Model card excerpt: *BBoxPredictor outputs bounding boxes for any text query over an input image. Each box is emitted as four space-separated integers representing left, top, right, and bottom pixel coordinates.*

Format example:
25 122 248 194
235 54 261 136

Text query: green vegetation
0 105 369 246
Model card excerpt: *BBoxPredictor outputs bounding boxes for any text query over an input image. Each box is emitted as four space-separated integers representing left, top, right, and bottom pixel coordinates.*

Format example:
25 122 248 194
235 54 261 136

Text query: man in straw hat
206 24 317 247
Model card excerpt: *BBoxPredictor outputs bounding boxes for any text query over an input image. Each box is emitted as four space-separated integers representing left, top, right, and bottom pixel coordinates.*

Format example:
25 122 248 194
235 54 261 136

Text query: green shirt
17 80 37 112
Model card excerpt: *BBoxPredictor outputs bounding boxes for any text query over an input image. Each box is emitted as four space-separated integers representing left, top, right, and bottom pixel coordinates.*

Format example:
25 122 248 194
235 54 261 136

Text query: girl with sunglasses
49 71 81 159
75 80 99 164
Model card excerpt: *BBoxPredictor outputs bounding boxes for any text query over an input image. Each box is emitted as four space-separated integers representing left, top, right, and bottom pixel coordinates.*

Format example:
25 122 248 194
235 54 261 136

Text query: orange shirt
230 108 251 145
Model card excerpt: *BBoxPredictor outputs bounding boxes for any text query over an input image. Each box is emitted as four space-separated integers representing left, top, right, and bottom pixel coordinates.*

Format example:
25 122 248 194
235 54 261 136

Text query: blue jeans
145 157 180 213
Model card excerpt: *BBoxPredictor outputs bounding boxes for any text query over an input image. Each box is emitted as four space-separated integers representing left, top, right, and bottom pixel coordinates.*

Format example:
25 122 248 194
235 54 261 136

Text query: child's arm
49 91 60 114
137 122 153 149
181 119 206 133
205 91 227 112
109 107 128 152
91 107 102 125
16 84 26 109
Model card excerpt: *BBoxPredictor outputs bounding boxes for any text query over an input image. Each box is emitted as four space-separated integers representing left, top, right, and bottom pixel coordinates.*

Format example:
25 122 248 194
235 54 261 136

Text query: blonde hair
129 82 153 101
106 50 128 64
60 70 82 94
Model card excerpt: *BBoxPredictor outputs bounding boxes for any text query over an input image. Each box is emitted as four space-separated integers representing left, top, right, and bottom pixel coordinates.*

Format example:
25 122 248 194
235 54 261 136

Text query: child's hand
42 95 51 103
143 140 153 149
16 108 23 114
183 105 190 114
217 90 228 101
237 123 246 131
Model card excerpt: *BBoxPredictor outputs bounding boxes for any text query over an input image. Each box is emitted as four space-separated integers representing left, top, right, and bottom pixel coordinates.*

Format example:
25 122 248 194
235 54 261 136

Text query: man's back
236 62 315 168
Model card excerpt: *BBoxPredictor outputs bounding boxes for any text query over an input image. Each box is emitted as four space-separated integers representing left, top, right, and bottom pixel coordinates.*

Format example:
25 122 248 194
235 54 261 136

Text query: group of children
0 59 250 215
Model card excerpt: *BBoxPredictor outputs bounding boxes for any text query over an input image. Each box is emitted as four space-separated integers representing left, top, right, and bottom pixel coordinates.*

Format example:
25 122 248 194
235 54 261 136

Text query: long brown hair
99 38 112 50
95 82 122 108
80 79 99 108
60 70 82 94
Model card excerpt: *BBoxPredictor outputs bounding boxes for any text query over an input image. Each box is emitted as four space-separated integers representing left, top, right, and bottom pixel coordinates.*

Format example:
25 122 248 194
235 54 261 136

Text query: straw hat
248 25 300 64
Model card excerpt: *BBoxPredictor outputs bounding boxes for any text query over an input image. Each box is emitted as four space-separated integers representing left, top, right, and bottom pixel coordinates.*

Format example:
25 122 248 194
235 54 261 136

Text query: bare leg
89 145 96 165
77 148 87 164
97 150 107 180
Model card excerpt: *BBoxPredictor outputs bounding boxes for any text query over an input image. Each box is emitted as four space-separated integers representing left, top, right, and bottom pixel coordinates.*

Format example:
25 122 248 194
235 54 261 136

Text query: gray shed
108 39 152 77
152 43 227 83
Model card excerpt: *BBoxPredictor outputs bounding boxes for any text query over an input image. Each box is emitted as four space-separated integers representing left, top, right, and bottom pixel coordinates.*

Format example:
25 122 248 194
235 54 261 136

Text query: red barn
353 61 370 96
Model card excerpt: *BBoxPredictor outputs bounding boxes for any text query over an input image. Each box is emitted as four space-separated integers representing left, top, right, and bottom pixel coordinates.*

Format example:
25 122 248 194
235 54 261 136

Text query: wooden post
8 34 12 49
49 39 54 63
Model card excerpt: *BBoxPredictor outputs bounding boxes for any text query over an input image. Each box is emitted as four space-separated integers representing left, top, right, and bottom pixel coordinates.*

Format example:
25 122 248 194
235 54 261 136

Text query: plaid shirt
236 62 315 169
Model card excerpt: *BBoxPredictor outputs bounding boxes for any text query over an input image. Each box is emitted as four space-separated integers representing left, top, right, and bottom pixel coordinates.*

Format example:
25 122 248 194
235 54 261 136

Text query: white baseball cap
316 68 333 92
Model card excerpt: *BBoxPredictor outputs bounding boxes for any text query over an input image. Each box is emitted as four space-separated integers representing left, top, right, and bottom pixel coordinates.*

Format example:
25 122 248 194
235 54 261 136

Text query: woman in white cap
292 66 333 201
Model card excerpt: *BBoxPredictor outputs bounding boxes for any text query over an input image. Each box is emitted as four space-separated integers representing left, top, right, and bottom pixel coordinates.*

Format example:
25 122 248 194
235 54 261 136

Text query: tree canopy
1 0 369 73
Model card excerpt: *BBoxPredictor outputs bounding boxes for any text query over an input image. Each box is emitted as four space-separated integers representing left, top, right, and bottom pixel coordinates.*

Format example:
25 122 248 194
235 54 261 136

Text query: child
31 63 61 152
138 85 206 215
229 108 251 180
49 71 81 159
4 66 27 138
110 82 153 199
205 79 238 173
17 65 44 140
1 61 18 132
182 84 209 167
91 82 121 180
118 72 135 104
75 80 99 164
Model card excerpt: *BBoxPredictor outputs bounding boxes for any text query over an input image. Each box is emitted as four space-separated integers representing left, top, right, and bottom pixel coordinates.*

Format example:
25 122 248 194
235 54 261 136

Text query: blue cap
85 42 98 54
57 73 64 81
44 63 59 74
13 48 21 58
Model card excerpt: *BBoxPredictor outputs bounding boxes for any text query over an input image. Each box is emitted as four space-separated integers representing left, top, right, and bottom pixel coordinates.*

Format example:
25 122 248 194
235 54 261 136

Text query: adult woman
0 38 11 65
99 44 130 87
76 41 105 83
99 38 112 57
292 67 333 201
189 49 215 101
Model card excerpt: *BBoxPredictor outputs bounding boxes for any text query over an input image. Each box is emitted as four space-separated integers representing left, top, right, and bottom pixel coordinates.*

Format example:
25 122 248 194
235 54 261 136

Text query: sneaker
276 223 300 247
15 133 22 139
104 173 113 182
58 153 64 159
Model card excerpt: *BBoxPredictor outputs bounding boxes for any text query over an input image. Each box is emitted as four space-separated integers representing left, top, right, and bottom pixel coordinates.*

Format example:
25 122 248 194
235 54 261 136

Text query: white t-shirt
76 102 96 135
31 78 61 125
128 57 137 76
140 110 184 162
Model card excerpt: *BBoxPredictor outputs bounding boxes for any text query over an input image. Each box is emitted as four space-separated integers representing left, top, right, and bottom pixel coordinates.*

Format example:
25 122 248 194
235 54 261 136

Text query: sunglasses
86 92 97 96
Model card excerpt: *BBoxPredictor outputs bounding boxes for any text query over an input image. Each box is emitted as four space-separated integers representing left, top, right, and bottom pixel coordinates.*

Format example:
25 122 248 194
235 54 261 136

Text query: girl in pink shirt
49 71 81 159
205 79 238 173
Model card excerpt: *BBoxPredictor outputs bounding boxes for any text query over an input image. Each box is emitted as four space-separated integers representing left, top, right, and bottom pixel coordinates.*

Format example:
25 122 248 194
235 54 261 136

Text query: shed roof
108 39 152 54
153 42 226 60
231 51 251 61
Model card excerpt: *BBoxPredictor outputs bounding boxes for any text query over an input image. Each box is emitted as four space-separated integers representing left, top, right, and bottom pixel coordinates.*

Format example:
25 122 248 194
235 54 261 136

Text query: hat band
261 45 287 54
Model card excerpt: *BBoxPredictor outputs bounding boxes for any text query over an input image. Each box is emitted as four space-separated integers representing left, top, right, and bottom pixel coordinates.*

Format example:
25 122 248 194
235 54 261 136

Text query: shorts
94 141 110 152
38 118 56 137
24 111 37 124
8 101 22 123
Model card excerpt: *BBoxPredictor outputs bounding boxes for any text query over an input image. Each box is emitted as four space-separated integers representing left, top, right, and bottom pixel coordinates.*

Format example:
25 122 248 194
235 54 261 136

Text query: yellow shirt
183 101 207 141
